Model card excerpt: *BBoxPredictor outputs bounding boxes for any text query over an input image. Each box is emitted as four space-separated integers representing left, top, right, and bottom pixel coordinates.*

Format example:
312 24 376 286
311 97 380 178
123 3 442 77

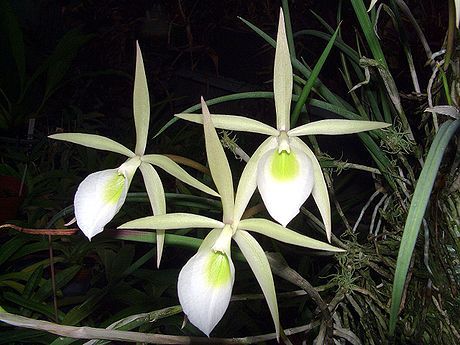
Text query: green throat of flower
206 252 231 287
271 150 299 181
103 174 125 204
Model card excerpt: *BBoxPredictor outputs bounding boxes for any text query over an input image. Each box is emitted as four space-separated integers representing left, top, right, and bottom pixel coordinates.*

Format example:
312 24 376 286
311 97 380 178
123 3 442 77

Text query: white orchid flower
49 42 218 265
177 227 234 336
73 157 139 240
119 98 345 337
176 9 391 241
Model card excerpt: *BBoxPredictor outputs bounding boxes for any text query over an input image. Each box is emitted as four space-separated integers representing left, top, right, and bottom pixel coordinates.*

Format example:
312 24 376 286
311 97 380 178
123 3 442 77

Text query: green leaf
291 137 332 242
295 29 360 64
288 119 390 137
0 236 24 266
201 98 235 223
105 245 135 283
107 230 204 251
0 329 48 344
22 265 44 300
35 265 80 301
274 9 292 131
3 292 63 320
133 42 150 156
118 213 224 230
142 155 219 197
290 24 340 126
175 113 279 136
139 162 166 267
239 17 349 109
389 119 460 335
43 30 92 98
155 91 274 138
238 218 344 252
62 288 107 325
49 133 135 157
350 0 387 66
233 230 280 338
233 137 277 224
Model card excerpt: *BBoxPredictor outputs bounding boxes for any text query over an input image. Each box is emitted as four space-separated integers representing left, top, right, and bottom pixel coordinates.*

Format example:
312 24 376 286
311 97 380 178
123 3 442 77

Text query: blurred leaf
35 265 81 301
62 288 107 325
3 291 63 320
41 30 93 98
105 245 135 283
0 236 25 266
22 265 44 300
0 329 50 344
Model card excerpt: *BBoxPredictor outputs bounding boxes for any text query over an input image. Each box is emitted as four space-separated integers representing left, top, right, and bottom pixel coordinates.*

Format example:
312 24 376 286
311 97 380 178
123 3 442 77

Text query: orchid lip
257 147 314 227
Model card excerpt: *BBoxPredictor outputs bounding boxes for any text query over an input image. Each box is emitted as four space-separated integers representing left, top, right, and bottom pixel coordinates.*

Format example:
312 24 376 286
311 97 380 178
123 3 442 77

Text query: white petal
74 169 129 240
178 229 235 336
257 147 314 226
274 8 292 131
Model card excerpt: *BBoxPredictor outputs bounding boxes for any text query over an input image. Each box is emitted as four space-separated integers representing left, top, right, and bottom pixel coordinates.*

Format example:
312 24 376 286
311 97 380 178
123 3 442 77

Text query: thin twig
0 224 78 236
352 189 381 233
369 193 387 235
324 173 353 233
266 252 333 337
431 295 460 340
47 235 58 322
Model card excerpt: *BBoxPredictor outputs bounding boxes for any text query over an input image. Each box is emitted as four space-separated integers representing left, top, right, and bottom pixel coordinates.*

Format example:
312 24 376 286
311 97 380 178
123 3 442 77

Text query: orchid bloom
49 42 218 266
176 9 391 241
119 98 345 337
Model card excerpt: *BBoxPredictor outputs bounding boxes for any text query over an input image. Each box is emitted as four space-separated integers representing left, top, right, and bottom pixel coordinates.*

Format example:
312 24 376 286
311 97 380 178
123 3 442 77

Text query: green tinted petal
142 154 218 197
139 162 166 267
201 98 235 223
176 113 279 136
233 137 277 225
133 42 150 155
274 9 293 131
270 150 299 181
234 230 280 339
49 133 135 157
291 137 331 241
238 218 344 252
119 213 224 230
288 119 390 137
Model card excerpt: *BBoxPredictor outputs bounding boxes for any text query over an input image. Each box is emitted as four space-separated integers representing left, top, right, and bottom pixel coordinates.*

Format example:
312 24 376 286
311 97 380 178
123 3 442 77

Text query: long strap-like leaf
389 119 460 335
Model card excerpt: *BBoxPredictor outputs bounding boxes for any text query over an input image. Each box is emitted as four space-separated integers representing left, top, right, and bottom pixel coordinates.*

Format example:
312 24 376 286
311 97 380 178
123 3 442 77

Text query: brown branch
0 224 78 236
164 154 210 175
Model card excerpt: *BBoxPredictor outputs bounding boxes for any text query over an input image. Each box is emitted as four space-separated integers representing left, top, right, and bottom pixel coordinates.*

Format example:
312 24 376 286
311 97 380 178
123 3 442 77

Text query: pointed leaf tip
133 41 150 155
274 7 293 131
201 97 235 223
234 230 280 337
